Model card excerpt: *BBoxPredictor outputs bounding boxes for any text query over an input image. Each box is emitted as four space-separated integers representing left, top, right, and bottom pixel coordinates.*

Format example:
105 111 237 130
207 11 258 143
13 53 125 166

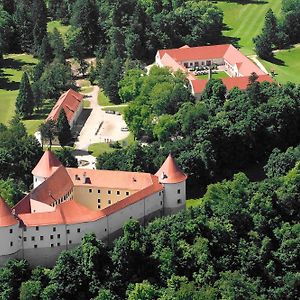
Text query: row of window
89 189 130 196
50 188 73 207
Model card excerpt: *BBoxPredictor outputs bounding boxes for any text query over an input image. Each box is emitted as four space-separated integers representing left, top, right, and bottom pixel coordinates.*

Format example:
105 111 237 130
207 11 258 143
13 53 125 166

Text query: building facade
155 44 273 98
0 152 187 267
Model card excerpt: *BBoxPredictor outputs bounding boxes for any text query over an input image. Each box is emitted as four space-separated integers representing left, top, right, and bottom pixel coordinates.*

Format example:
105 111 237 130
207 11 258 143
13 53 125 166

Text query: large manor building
155 44 273 97
0 151 187 267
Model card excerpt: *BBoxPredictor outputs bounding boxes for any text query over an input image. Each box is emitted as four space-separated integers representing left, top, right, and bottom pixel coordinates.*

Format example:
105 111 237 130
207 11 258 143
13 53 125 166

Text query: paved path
248 55 269 74
74 85 129 169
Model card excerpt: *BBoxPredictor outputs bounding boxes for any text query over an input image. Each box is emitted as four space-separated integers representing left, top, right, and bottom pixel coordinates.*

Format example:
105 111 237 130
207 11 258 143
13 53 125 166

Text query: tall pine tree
15 72 34 118
39 35 54 64
49 28 65 63
32 0 47 55
57 109 72 146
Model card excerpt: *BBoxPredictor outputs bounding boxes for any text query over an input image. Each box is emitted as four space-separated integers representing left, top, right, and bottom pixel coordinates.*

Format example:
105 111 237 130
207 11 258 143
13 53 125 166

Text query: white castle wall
33 175 46 189
163 180 186 215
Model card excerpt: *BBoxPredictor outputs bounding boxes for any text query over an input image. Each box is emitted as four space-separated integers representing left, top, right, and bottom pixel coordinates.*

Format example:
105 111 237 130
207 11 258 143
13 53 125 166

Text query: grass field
88 132 134 157
47 20 70 37
258 47 300 84
0 54 38 125
196 71 229 80
98 90 113 106
217 0 281 55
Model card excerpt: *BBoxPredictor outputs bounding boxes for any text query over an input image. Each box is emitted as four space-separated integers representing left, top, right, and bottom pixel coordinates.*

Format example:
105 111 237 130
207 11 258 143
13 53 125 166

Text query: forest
0 150 299 299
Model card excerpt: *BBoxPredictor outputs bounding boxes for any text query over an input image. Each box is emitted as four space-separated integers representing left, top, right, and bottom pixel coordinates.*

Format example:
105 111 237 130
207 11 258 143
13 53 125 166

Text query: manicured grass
47 20 70 37
81 86 94 94
88 132 134 157
258 47 300 84
0 54 38 125
101 105 128 115
88 142 115 157
83 100 91 108
186 198 203 209
23 99 55 135
98 89 113 106
217 0 281 55
196 71 229 80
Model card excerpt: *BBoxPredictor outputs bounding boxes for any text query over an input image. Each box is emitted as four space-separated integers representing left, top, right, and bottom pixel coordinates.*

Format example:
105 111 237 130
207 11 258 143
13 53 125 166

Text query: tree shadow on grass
266 56 286 66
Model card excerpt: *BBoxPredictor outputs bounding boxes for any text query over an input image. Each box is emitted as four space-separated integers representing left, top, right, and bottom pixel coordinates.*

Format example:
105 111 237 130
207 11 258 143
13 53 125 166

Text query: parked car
115 111 121 115
121 127 129 132
105 110 115 114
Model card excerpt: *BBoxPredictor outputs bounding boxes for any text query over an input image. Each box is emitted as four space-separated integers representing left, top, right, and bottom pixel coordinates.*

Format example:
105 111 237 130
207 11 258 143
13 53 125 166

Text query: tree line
0 151 299 299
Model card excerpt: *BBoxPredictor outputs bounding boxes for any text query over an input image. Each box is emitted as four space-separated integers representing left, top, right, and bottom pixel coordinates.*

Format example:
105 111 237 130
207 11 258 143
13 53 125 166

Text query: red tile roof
157 44 272 94
191 74 273 94
158 44 230 62
46 89 83 123
155 154 187 184
32 150 62 178
0 197 18 226
67 168 157 190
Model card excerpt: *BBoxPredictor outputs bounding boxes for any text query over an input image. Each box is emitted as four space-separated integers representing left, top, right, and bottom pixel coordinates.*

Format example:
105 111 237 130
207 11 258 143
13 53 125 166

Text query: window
159 192 161 196
50 235 54 240
177 189 181 194
126 191 129 196
108 200 111 204
31 236 35 241
117 191 120 195
10 242 13 247
9 229 13 234
23 237 27 242
98 189 100 193
130 216 132 219
89 188 92 193
57 243 60 246
67 229 70 234
51 244 54 247
34 245 37 248
184 63 188 68
177 199 182 204
108 190 111 194
77 228 80 233
24 227 27 232
160 201 163 205
53 227 56 232
40 236 44 241
98 199 101 203
195 61 199 66
105 228 107 232
36 226 39 231
57 234 60 239
69 240 72 244
98 205 101 209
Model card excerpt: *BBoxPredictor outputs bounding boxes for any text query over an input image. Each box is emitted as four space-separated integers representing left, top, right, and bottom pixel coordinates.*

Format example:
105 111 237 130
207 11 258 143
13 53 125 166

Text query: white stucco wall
33 175 46 189
163 181 186 214
0 223 21 256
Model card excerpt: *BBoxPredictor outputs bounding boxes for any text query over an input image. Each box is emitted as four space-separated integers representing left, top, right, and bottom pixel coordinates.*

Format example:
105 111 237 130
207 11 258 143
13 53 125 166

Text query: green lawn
101 105 128 115
0 54 38 125
88 132 134 158
23 99 55 135
98 89 113 106
83 100 91 108
196 71 229 80
258 47 300 84
217 0 282 55
47 20 70 37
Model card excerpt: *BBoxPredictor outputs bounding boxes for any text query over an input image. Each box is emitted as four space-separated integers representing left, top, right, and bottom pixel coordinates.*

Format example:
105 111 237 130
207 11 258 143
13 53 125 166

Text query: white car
121 127 129 132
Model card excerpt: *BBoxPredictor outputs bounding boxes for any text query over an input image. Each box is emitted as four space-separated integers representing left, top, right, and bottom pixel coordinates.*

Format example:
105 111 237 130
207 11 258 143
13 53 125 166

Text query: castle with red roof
155 44 273 97
0 151 187 266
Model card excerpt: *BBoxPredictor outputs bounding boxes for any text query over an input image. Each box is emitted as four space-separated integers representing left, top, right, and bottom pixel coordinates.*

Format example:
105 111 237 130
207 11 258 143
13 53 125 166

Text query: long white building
0 151 187 267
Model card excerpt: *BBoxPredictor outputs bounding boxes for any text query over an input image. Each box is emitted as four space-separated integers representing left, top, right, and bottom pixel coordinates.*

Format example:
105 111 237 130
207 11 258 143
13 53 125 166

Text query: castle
0 151 187 267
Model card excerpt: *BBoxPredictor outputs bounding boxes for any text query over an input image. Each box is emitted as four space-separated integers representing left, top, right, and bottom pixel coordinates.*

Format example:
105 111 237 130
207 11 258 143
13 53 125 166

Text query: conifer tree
39 35 54 64
49 28 65 63
15 72 34 118
32 0 47 55
57 109 72 146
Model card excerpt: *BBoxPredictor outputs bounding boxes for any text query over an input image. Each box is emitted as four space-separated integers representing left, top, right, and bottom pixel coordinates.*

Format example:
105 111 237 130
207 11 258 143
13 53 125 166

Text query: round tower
155 154 187 215
0 197 21 265
32 150 62 188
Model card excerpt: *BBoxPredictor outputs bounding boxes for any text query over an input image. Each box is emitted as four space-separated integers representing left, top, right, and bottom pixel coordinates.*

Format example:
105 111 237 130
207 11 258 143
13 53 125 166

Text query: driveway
74 85 129 168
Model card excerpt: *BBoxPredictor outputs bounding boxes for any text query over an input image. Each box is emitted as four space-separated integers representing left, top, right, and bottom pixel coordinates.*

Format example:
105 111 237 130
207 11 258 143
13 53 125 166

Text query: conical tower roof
155 154 187 184
0 197 18 226
32 150 62 178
